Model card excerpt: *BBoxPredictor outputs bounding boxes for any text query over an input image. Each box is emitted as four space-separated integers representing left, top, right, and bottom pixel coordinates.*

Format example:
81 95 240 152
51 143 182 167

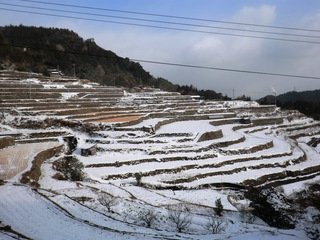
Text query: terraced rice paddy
0 70 319 239
1 70 319 189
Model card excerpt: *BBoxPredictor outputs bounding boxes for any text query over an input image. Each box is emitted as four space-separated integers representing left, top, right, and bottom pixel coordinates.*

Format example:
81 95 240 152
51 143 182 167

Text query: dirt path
0 142 62 180
91 116 140 123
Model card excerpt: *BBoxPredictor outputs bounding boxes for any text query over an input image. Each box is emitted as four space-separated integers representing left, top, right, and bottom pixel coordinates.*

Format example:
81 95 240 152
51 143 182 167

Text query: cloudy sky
1 0 320 99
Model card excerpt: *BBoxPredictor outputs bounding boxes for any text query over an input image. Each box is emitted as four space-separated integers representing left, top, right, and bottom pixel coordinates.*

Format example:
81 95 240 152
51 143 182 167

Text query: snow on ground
60 92 79 100
156 120 216 134
0 182 307 240
20 78 41 84
82 84 93 88
282 175 320 196
0 184 157 240
43 84 66 89
0 76 318 239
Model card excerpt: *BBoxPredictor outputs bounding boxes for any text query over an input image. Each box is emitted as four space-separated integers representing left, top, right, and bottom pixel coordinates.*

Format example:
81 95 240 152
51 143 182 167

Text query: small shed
81 144 97 157
142 126 155 134
63 136 78 154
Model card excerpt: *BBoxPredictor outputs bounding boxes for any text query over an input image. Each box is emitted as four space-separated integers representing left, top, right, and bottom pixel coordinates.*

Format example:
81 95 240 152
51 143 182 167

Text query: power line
1 42 320 81
18 0 320 33
2 2 320 40
1 7 320 45
130 58 320 80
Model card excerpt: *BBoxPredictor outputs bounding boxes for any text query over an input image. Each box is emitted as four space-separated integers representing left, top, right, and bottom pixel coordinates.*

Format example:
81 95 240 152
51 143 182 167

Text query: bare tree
168 205 192 233
97 192 118 212
205 216 227 234
138 208 158 228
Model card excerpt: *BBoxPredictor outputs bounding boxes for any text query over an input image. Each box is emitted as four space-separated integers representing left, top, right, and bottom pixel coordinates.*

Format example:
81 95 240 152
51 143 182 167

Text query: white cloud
231 5 276 25
301 9 320 29
3 3 318 100
93 4 320 99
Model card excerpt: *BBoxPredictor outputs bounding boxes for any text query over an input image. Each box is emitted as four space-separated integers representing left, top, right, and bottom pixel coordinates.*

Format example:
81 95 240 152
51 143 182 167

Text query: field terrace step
0 84 44 89
15 104 131 116
231 105 277 114
0 78 125 104
0 70 42 79
85 123 277 167
160 151 305 187
98 122 249 155
137 144 306 189
109 111 237 128
0 92 63 100
41 107 136 116
2 70 320 193
23 102 124 111
83 122 306 187
65 109 141 119
89 143 302 185
83 113 144 123
242 141 320 188
285 123 320 140
12 130 70 142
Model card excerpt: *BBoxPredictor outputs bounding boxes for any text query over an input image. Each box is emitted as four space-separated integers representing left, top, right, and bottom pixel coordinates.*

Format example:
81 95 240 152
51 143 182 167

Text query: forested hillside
0 25 227 100
258 90 320 120
0 25 177 90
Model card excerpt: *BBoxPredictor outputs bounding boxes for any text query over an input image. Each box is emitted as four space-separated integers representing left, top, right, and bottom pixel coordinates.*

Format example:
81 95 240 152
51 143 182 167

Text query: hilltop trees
177 85 230 100
0 25 156 87
0 25 232 100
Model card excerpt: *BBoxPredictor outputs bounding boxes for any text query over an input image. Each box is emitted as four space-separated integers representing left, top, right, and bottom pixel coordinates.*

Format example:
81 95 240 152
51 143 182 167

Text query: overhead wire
1 2 320 40
1 0 320 89
1 6 320 45
1 42 320 81
18 0 320 34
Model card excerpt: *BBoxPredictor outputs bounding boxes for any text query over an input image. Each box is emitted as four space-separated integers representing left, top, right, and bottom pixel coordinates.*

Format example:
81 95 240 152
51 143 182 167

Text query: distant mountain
258 89 320 120
258 90 320 104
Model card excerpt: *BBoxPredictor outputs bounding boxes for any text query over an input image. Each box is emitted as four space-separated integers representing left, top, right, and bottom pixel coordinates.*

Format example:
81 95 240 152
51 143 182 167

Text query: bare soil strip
90 116 140 123
0 142 62 180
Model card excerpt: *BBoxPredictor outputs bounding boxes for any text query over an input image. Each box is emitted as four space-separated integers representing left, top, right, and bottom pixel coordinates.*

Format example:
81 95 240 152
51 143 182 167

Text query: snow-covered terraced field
0 70 318 239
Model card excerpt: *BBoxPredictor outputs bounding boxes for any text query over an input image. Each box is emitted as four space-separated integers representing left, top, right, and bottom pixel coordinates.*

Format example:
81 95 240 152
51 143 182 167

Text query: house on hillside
48 69 64 78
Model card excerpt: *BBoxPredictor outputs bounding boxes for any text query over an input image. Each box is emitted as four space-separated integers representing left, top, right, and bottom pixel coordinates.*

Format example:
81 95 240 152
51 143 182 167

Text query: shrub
53 156 85 181
134 172 142 186
214 198 224 216
52 172 67 180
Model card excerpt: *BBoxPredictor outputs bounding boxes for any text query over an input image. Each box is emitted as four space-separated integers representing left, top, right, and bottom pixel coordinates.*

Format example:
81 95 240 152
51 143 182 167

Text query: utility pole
233 89 235 106
72 64 76 77
57 65 60 79
29 82 31 99
29 71 31 99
